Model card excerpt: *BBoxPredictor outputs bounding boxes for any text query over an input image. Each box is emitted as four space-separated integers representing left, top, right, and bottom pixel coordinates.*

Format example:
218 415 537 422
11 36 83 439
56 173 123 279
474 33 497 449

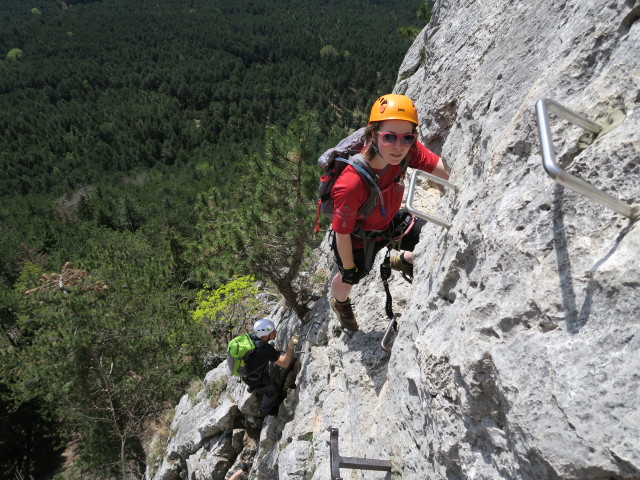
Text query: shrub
6 48 23 61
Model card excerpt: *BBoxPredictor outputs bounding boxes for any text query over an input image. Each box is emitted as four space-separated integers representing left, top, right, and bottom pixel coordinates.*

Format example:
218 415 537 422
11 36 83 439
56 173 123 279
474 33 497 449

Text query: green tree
397 26 421 41
193 112 321 320
417 1 434 22
5 244 207 478
6 48 23 61
0 382 64 480
320 44 339 60
192 275 261 351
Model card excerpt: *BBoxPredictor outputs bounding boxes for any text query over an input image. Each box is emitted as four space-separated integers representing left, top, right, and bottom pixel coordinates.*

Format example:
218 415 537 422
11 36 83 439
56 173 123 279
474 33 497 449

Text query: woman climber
329 93 450 331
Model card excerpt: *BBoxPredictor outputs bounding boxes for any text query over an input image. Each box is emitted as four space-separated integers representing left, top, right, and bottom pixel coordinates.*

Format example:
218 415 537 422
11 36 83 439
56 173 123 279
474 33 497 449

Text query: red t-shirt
331 141 440 240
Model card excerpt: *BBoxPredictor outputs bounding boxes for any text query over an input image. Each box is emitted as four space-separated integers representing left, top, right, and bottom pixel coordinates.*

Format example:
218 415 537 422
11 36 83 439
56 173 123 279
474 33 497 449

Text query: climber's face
259 329 277 342
376 119 415 165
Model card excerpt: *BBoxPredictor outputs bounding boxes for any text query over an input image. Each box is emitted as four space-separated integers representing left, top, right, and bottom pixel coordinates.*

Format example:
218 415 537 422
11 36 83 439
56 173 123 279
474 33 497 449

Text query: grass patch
186 378 204 403
205 376 228 408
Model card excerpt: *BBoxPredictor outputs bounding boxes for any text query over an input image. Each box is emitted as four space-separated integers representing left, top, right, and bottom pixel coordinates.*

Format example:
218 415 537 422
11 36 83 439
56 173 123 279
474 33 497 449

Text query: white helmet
254 318 276 338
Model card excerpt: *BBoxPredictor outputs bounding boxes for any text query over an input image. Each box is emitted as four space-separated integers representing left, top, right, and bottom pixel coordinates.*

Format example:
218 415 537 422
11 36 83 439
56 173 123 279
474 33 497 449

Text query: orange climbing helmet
368 94 419 125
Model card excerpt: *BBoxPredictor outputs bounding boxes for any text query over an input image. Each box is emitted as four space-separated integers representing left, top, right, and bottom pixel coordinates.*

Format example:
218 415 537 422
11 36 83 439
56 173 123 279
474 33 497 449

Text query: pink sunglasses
378 131 417 146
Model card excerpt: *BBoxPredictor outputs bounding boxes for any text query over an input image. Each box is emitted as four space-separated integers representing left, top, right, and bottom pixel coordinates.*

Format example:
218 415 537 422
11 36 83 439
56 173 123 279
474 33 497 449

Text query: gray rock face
147 1 639 479
385 0 639 478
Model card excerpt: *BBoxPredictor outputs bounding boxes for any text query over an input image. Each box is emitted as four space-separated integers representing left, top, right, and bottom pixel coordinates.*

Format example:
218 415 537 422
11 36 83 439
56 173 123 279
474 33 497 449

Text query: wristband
340 265 360 285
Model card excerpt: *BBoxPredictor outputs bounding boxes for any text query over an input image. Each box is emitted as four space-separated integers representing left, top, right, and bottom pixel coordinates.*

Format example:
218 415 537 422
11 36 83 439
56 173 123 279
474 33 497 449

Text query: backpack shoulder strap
248 333 261 347
337 154 388 218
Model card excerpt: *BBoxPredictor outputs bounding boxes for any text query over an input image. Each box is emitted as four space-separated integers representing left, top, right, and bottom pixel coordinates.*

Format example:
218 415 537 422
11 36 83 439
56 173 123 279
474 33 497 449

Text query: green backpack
226 333 256 377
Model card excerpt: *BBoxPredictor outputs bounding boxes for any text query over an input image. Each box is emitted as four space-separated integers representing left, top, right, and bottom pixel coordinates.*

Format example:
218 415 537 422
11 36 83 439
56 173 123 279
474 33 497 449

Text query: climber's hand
288 335 300 350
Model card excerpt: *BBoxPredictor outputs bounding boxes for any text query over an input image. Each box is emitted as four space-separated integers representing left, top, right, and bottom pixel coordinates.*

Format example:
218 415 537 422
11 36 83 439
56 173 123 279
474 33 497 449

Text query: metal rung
535 98 634 218
405 170 458 228
329 427 392 480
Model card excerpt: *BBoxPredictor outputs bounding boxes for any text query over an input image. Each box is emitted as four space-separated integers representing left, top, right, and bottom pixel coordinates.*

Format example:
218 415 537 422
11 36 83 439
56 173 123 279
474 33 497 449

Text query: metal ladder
535 98 635 218
380 170 458 353
329 427 393 479
405 169 458 228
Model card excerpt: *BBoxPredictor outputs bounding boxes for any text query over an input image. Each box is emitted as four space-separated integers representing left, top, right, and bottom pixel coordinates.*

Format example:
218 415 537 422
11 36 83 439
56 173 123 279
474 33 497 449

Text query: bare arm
430 158 450 181
273 335 299 368
335 232 355 269
273 347 294 368
228 469 245 480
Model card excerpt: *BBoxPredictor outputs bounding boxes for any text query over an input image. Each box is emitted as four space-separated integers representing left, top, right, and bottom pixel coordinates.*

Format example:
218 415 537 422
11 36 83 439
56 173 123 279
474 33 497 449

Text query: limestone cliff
147 0 639 478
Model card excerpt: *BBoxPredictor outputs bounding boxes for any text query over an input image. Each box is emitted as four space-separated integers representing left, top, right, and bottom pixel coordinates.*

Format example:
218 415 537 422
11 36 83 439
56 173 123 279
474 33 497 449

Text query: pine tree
5 245 208 478
193 112 321 320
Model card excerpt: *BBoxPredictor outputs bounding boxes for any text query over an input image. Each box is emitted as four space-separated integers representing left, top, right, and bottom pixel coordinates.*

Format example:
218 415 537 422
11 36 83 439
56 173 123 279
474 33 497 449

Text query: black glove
241 462 251 472
340 265 360 285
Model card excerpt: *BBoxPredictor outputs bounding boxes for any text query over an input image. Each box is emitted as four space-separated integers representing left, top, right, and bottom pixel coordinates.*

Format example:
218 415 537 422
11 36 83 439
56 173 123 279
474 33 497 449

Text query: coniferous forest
0 0 426 478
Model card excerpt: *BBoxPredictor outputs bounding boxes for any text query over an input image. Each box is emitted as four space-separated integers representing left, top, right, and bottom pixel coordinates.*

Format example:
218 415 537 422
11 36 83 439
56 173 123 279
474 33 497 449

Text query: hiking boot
330 297 359 331
390 253 413 283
